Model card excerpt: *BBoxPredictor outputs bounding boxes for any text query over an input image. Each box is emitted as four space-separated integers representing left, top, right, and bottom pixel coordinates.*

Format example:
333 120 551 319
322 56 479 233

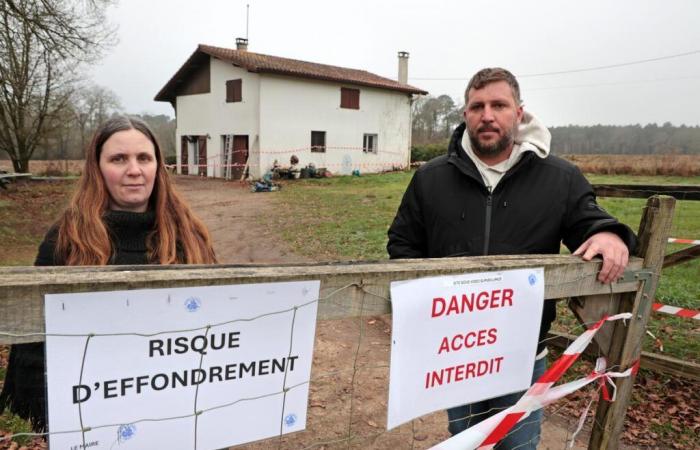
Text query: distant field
563 154 700 176
0 159 84 175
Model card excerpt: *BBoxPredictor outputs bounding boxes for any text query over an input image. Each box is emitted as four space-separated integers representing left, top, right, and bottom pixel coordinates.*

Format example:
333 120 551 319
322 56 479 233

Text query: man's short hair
465 68 521 105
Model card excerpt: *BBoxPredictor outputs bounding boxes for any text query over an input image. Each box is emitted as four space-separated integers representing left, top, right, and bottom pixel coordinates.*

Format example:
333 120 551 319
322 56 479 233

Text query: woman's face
99 129 158 212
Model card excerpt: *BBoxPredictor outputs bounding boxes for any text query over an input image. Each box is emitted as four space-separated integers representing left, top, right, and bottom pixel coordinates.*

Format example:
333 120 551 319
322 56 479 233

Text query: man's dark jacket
387 123 637 351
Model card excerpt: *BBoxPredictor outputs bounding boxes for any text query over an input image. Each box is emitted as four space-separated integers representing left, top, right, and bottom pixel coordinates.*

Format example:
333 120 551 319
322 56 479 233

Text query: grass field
277 172 700 363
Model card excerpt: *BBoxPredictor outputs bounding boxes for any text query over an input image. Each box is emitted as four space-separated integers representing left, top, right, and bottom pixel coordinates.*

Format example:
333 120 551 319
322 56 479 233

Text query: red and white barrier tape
652 302 700 320
432 313 635 450
667 238 700 245
182 146 408 158
166 162 408 170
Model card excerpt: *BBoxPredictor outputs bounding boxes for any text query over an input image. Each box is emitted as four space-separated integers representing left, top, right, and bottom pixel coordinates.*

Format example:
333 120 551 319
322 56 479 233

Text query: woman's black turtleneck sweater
0 210 157 432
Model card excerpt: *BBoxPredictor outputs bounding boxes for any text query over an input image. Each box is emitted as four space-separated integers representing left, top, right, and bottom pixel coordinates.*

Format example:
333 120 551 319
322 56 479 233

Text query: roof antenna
246 4 250 41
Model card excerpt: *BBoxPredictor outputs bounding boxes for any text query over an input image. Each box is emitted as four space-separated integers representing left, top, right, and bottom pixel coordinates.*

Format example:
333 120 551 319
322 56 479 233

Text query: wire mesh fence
0 254 668 450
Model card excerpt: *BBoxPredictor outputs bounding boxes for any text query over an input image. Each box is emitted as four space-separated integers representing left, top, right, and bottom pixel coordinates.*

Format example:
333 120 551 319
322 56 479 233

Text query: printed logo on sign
284 413 297 427
117 424 136 443
184 297 202 312
528 274 537 286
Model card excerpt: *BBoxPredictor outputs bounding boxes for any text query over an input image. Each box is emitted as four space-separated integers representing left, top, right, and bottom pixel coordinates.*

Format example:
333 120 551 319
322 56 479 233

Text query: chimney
236 37 248 51
398 51 409 84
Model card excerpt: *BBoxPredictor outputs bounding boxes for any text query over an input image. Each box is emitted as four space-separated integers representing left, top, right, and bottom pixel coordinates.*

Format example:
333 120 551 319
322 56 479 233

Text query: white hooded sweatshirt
461 110 551 192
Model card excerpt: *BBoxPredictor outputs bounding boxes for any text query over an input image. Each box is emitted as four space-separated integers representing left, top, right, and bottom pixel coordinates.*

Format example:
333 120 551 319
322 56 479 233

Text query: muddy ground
174 176 592 449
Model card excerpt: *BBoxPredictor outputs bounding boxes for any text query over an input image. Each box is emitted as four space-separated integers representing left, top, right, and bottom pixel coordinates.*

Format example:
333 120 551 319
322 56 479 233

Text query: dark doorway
180 136 189 175
197 136 207 176
232 135 248 180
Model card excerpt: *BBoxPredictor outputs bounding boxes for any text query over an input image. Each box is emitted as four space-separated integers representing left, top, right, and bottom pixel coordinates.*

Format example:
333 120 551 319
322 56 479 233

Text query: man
387 68 636 449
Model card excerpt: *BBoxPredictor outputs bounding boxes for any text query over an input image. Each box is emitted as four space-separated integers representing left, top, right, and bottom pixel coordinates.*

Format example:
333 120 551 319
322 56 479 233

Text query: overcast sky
90 0 700 127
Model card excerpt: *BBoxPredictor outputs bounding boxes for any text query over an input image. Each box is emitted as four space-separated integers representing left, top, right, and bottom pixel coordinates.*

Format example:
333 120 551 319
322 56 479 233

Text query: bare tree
0 0 115 172
0 0 115 60
72 84 122 153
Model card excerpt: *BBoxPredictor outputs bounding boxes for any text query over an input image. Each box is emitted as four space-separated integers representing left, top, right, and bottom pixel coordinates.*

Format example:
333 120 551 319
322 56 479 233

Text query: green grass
277 172 412 260
277 172 700 362
0 411 32 446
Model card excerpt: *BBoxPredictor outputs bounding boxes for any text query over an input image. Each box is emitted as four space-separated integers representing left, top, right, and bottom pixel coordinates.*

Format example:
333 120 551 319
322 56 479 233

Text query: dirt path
175 176 606 450
175 176 308 264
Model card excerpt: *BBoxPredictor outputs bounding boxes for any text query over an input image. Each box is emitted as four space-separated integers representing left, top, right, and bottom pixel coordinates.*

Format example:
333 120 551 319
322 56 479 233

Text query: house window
340 87 359 109
363 134 378 154
311 131 326 153
226 79 242 102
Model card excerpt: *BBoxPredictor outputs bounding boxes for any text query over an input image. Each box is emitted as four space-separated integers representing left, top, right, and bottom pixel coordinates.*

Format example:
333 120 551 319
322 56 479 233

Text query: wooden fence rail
594 183 700 271
593 183 700 200
1 255 643 345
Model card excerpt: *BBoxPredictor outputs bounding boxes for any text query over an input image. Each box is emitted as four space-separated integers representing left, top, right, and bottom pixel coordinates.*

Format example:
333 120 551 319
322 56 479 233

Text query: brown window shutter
180 136 189 175
233 79 242 102
226 80 233 102
226 79 242 103
340 87 359 109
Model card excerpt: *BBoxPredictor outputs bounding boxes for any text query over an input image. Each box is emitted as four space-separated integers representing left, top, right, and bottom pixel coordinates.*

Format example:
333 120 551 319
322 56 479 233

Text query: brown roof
155 44 428 102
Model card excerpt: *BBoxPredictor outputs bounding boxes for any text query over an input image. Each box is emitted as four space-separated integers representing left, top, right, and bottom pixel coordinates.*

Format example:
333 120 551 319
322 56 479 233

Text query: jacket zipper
483 187 493 255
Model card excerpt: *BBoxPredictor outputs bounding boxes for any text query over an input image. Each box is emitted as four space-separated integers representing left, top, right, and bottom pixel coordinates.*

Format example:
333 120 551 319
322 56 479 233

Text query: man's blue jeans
446 357 547 449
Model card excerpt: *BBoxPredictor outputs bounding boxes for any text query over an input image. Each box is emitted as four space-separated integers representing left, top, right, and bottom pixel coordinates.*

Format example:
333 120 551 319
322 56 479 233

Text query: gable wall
176 57 260 177
257 75 411 178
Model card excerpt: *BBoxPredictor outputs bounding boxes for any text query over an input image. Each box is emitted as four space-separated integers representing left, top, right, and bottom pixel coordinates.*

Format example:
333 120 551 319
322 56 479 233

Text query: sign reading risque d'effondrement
45 281 320 450
387 268 544 429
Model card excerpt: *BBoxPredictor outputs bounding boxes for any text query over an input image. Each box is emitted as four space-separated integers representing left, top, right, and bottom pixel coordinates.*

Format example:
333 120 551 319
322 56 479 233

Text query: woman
0 116 217 432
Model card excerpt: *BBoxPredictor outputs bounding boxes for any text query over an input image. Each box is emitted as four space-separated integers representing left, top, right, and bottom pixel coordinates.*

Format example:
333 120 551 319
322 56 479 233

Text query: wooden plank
547 331 700 382
589 196 676 450
568 293 619 356
593 184 700 200
663 244 700 268
0 172 32 179
0 255 644 344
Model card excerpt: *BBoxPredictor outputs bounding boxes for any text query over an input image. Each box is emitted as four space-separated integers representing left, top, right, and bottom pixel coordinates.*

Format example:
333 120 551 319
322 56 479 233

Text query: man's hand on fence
573 231 629 284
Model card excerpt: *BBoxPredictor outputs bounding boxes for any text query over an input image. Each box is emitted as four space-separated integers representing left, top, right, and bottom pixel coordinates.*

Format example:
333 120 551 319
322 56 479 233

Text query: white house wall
257 75 411 178
176 57 260 177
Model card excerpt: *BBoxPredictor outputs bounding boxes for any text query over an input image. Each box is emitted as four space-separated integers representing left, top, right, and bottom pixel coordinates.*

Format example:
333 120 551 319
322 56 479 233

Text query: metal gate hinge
618 269 656 319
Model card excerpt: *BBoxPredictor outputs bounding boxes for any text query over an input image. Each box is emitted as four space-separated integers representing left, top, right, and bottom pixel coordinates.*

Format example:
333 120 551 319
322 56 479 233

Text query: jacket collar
447 123 483 185
446 122 536 191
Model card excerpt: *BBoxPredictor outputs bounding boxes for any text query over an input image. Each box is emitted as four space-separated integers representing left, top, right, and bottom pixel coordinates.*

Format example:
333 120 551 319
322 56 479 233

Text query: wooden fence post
588 195 675 449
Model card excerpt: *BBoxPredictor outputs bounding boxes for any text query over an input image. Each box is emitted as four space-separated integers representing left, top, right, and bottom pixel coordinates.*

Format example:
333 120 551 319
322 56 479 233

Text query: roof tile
155 44 427 102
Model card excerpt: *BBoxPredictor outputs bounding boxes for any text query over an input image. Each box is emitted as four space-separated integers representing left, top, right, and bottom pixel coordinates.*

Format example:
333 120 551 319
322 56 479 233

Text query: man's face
464 80 524 158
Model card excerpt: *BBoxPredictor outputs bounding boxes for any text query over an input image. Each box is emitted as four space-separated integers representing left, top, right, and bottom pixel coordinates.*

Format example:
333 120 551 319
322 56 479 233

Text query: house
154 39 427 179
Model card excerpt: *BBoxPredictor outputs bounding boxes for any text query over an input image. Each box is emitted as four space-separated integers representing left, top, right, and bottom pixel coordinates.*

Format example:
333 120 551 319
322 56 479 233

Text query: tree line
411 95 700 157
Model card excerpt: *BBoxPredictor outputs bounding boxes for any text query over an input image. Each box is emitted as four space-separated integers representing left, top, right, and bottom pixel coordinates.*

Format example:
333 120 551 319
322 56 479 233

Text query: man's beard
467 125 516 157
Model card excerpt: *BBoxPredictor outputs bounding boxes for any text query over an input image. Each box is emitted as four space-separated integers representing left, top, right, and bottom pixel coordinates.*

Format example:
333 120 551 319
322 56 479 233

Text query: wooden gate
0 196 675 450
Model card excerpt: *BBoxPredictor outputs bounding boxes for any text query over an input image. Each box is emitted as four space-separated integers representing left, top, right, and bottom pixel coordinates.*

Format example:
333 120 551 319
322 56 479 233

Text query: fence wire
0 271 673 450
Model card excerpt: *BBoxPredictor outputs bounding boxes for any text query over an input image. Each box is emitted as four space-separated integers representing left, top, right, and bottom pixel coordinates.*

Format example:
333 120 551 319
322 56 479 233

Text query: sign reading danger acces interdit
44 281 320 450
387 268 544 429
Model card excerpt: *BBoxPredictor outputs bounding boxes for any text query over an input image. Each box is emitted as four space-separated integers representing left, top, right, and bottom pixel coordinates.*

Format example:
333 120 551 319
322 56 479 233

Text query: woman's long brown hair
55 116 216 265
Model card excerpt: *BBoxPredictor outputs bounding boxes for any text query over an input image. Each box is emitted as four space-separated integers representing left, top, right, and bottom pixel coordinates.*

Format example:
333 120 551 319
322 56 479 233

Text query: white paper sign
387 268 544 429
44 280 320 450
